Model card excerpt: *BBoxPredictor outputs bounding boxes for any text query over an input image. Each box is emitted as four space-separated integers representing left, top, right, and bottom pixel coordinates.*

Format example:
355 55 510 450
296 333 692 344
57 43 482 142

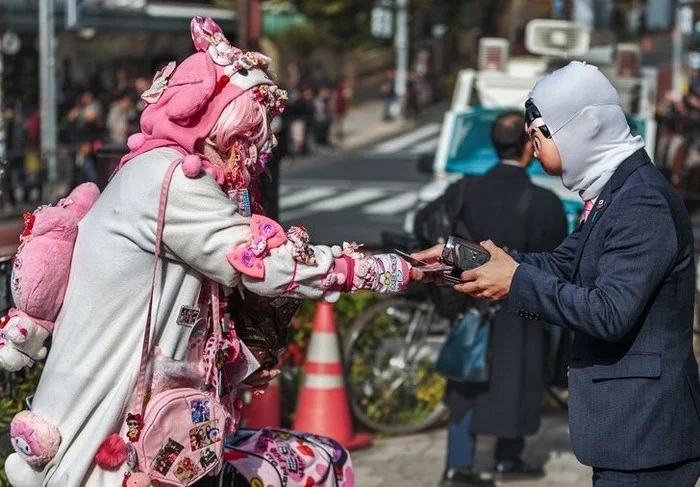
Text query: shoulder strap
450 176 477 242
134 158 183 415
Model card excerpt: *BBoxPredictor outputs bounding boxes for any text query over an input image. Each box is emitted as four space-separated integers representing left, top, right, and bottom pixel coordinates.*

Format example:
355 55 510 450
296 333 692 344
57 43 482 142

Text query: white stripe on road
371 123 441 153
280 187 336 209
362 192 418 215
409 137 439 154
305 188 386 212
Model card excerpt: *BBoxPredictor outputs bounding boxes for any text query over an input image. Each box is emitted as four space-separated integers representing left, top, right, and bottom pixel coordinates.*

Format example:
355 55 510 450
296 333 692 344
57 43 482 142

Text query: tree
269 0 376 49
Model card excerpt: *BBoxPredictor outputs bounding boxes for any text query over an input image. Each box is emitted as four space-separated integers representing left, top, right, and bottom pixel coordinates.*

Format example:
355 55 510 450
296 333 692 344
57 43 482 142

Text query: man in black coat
441 111 568 487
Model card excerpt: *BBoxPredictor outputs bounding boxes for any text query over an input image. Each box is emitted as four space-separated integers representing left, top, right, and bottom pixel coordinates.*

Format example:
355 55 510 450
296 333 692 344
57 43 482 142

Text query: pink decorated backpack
220 428 355 487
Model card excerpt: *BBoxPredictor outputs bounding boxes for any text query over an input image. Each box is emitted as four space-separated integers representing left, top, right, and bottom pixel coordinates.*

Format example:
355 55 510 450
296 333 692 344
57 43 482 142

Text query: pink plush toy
5 409 62 486
0 182 100 371
8 410 61 467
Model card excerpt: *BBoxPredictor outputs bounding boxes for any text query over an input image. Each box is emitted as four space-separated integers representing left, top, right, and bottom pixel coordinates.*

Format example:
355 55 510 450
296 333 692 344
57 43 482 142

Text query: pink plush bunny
0 182 100 371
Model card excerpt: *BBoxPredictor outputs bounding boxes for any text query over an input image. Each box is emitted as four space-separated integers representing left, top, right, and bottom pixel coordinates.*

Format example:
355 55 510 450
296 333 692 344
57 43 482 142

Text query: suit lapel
570 149 650 278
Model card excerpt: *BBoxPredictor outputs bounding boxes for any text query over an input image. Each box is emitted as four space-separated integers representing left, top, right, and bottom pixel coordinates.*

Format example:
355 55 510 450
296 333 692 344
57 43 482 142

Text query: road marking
370 123 441 153
280 187 336 209
281 179 425 191
306 188 385 211
409 137 439 154
363 192 418 215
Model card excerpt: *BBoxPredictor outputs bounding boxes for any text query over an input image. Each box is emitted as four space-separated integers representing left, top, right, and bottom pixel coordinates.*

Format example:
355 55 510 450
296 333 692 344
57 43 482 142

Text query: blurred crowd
1 66 151 212
655 68 700 194
281 62 351 158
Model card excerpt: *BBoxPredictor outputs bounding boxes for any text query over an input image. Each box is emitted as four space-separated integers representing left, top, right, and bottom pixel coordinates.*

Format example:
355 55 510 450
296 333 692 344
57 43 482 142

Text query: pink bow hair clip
227 215 287 279
140 61 177 105
191 16 242 66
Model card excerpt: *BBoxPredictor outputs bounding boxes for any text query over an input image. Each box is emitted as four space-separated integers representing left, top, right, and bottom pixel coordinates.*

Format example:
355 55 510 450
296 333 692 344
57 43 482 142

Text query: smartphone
441 236 491 271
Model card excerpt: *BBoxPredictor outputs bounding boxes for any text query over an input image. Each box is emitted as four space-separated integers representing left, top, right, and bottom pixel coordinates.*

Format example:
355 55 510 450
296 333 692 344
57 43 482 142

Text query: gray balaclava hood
529 61 645 200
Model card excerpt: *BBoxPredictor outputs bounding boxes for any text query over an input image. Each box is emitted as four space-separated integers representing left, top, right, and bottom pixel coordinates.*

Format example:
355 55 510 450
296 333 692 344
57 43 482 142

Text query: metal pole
0 5 6 177
39 0 58 191
394 0 409 119
237 0 250 50
673 5 684 100
0 41 5 168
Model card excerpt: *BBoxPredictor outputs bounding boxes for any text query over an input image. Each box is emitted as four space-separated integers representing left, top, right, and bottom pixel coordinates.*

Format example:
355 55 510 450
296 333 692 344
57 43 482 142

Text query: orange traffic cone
238 376 281 429
292 301 372 450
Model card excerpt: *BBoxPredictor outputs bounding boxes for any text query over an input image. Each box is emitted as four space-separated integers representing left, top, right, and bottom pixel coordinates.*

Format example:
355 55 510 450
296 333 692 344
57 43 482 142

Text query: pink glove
330 252 411 294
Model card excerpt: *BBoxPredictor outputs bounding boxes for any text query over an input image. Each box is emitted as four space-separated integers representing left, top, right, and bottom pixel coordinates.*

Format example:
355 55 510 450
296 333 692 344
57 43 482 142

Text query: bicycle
342 289 451 435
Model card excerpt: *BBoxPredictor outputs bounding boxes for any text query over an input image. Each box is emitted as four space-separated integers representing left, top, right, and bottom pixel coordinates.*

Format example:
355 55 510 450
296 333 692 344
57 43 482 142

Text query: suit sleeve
514 228 580 280
507 186 677 341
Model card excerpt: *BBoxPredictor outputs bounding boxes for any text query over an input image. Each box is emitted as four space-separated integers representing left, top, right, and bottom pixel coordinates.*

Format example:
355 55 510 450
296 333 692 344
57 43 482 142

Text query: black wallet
441 236 491 272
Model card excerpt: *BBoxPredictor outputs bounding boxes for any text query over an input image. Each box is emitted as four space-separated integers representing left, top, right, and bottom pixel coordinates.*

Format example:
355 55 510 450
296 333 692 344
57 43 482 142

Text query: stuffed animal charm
4 411 62 487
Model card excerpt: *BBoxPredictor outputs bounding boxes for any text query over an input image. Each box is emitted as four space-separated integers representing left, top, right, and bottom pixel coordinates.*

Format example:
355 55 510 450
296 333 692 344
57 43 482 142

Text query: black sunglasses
525 98 552 140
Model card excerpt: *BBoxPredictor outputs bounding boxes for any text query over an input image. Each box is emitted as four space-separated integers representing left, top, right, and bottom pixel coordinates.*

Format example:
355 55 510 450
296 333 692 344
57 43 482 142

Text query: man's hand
453 240 519 301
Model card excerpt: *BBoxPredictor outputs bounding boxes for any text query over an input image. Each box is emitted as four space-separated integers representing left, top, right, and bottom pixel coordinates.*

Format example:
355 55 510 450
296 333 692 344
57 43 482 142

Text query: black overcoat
445 163 568 438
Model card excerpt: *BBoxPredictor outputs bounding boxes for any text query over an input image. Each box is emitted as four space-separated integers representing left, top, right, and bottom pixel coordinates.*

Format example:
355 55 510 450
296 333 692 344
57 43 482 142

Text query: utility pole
394 0 409 119
39 0 58 195
237 0 262 51
0 12 5 175
673 1 697 101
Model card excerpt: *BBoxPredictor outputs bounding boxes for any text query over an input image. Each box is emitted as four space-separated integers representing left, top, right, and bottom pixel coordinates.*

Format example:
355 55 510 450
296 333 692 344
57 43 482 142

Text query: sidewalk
351 411 592 487
333 100 411 151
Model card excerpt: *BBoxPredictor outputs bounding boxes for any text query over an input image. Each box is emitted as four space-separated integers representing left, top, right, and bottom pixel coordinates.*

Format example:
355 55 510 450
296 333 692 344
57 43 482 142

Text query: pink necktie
583 199 594 222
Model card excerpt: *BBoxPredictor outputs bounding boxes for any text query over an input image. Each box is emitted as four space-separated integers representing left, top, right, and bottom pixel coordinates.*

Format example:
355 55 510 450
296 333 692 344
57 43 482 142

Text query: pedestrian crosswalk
363 122 441 157
279 181 420 222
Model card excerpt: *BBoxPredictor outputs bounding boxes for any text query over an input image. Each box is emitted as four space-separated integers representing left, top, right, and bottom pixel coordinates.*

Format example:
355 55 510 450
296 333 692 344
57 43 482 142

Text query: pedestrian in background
380 69 396 122
439 111 568 487
332 77 351 143
414 61 700 487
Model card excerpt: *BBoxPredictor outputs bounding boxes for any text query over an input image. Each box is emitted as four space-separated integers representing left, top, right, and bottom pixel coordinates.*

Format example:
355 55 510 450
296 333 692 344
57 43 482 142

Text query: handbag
219 428 355 487
434 305 498 383
126 159 232 486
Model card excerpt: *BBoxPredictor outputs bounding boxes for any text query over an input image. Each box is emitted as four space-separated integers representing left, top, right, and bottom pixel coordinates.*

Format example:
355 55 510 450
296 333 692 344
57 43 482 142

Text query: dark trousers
593 457 700 486
446 404 524 471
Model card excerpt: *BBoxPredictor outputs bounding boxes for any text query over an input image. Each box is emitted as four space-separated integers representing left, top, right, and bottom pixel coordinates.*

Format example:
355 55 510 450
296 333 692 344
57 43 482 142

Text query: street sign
371 6 393 39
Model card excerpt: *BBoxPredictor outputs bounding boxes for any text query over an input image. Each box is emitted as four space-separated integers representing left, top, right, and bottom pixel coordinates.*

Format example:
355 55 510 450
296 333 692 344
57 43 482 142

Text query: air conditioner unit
525 19 590 58
616 43 641 77
478 38 509 72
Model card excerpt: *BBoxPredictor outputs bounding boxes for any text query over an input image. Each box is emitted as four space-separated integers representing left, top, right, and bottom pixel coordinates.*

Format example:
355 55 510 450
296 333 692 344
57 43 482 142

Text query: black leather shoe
440 467 495 487
493 460 545 481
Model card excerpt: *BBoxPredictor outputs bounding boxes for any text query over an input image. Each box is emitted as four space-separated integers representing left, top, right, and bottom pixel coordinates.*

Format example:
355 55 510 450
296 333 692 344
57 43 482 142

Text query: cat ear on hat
164 53 218 121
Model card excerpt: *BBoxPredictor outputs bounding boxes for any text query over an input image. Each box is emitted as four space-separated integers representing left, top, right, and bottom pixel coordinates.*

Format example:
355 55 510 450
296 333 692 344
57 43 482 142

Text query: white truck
404 19 659 235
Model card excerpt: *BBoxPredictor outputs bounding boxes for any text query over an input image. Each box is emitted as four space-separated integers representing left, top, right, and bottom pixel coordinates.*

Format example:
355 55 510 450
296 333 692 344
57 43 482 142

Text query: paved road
352 411 591 487
279 122 440 248
351 410 700 487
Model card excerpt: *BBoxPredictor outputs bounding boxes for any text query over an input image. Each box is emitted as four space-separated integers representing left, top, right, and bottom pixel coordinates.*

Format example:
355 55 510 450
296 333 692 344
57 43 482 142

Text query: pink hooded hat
115 16 286 176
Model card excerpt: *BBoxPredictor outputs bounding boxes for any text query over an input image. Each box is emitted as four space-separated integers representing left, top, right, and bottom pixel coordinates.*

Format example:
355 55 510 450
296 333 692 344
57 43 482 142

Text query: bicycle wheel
343 298 449 435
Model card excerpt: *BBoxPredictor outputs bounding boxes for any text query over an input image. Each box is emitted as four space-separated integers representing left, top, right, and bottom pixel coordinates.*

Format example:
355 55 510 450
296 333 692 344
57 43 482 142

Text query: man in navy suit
413 61 700 485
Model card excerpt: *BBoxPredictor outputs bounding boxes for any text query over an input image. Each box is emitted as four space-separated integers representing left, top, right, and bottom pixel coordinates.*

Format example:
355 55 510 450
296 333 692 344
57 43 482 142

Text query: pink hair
206 91 270 159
